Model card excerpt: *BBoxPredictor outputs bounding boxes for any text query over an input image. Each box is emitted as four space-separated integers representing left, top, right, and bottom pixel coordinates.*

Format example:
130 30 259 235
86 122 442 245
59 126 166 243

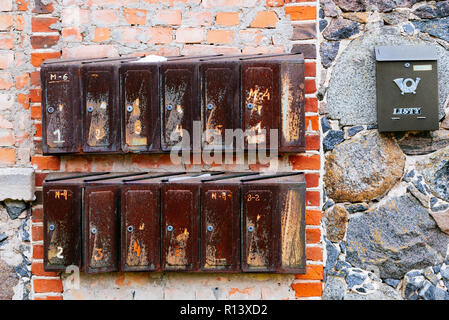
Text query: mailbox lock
126 105 133 112
247 103 254 110
87 106 94 113
127 225 134 233
49 224 55 231
207 225 214 232
167 225 173 232
404 62 411 68
207 104 214 110
167 104 173 111
91 227 97 234
248 226 254 232
47 107 55 114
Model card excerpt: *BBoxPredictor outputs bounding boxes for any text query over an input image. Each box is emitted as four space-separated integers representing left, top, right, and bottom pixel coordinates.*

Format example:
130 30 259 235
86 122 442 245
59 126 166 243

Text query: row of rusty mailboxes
41 53 306 155
43 171 306 274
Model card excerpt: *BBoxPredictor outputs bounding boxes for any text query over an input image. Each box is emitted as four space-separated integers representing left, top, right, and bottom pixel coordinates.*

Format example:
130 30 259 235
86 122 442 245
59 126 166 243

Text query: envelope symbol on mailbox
393 78 421 95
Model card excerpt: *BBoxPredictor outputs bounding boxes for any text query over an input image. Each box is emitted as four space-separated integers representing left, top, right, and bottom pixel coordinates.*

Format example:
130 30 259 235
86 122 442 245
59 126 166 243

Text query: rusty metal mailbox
81 58 139 153
376 45 439 132
240 53 305 153
119 172 185 272
199 173 258 272
43 172 109 271
82 173 147 274
241 173 306 273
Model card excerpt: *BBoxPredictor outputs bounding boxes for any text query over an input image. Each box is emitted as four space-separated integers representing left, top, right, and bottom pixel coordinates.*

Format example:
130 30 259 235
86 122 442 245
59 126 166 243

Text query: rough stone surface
323 130 345 151
413 17 449 42
323 276 346 300
323 18 359 40
413 2 449 19
333 0 421 13
395 130 449 156
321 0 339 17
320 41 340 68
346 194 449 279
325 239 339 279
429 209 449 235
0 260 17 300
325 204 349 242
324 131 405 202
344 282 402 300
327 27 448 125
3 200 28 220
420 145 449 203
0 168 35 202
346 203 369 214
383 10 410 25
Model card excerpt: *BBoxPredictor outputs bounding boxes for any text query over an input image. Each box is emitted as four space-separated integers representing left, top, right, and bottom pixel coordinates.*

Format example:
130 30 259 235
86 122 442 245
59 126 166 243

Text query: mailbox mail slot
240 53 305 153
160 56 222 152
200 173 258 272
43 172 109 271
241 173 306 273
82 173 147 273
119 172 185 272
81 58 138 153
376 45 439 132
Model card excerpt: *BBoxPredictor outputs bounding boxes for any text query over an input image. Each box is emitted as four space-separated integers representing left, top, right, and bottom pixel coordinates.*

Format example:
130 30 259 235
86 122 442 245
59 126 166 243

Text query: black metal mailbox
376 45 439 132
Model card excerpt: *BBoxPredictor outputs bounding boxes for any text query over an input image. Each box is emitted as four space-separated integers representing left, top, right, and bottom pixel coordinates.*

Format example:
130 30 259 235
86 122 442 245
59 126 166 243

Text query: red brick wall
24 0 322 300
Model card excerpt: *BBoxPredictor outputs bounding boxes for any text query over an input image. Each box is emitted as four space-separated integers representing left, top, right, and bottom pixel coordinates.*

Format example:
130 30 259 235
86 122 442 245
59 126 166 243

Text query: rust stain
164 81 187 146
281 73 300 143
281 190 303 267
229 288 252 296
87 100 109 147
125 98 147 146
126 234 148 267
166 228 189 266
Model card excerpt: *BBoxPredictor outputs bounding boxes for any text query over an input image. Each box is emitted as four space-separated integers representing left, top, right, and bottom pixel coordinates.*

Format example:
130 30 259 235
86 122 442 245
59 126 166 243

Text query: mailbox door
377 60 439 132
241 185 278 272
160 64 198 151
201 62 240 151
121 66 160 153
161 184 200 271
200 185 240 272
241 62 280 151
84 185 119 273
121 185 160 272
82 66 120 153
41 65 80 154
277 185 306 273
43 184 81 271
279 62 306 153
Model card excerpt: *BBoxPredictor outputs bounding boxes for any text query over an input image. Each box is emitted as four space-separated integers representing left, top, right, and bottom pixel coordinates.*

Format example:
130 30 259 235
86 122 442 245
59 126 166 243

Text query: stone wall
319 0 449 300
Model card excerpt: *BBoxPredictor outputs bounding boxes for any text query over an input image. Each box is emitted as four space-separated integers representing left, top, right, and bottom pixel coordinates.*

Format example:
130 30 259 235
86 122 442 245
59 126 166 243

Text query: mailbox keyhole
91 228 97 234
167 104 173 111
207 225 214 232
207 104 214 110
247 103 254 110
47 107 55 114
87 106 94 113
126 105 133 112
248 226 254 232
127 226 134 232
49 224 55 231
167 225 173 232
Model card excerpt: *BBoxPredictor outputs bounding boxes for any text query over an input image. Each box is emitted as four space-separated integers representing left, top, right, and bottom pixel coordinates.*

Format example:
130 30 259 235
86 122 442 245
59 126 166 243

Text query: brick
35 172 47 187
202 0 241 7
33 0 54 13
34 296 63 300
0 51 13 69
65 156 92 172
147 27 173 44
31 155 61 170
305 97 318 112
305 115 319 131
305 62 316 77
291 43 316 59
291 23 316 40
32 225 43 241
0 33 14 49
0 72 13 89
92 9 118 26
16 15 24 31
0 14 13 30
306 210 321 226
292 282 322 297
32 262 59 277
62 27 82 42
15 51 26 67
30 71 40 87
305 173 319 188
155 9 181 25
62 8 89 27
0 129 13 146
176 27 203 43
32 206 43 222
16 73 29 89
250 11 278 28
285 6 317 21
305 79 316 94
295 265 323 280
17 93 29 109
124 8 147 25
31 17 58 32
242 46 283 54
33 279 63 293
112 27 142 43
306 191 320 207
31 52 60 68
34 123 42 138
30 89 41 103
0 0 12 11
62 45 118 59
182 44 240 55
183 11 212 26
216 11 239 26
30 106 41 119
16 0 27 11
207 30 234 44
288 154 320 170
93 28 110 42
33 244 44 259
306 134 320 151
266 0 283 6
30 35 59 49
